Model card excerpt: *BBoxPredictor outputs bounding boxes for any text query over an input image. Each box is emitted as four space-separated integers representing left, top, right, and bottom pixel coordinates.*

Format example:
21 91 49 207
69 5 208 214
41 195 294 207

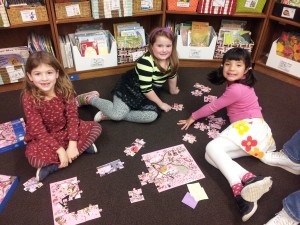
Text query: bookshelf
0 0 299 93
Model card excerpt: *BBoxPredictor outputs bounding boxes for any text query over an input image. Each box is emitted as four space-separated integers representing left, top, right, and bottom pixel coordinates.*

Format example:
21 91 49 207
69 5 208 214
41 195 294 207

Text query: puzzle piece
23 177 43 193
182 133 197 144
194 122 209 131
193 83 211 93
96 159 124 177
191 90 203 96
204 95 217 102
172 103 184 111
124 138 146 156
128 188 145 203
138 172 155 185
207 129 220 139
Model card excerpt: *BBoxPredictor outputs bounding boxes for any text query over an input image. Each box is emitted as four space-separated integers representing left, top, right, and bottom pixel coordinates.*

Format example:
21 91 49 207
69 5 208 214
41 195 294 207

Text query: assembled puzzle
140 144 205 192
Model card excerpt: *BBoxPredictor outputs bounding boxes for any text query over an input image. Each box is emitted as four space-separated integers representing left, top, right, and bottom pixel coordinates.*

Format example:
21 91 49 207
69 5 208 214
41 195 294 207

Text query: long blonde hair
23 51 75 103
148 27 179 76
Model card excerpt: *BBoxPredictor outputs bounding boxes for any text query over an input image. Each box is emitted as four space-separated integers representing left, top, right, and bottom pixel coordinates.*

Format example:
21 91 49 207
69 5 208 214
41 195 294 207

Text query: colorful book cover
80 41 99 57
276 32 300 62
0 175 18 213
191 22 210 47
0 118 26 154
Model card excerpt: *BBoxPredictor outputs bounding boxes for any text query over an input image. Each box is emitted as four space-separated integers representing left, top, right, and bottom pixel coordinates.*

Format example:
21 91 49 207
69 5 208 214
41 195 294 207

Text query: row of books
28 32 55 55
175 19 252 47
175 22 211 47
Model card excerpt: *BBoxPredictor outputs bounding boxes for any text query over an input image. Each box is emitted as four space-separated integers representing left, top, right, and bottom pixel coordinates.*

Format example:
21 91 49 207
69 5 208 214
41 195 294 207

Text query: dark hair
208 47 256 87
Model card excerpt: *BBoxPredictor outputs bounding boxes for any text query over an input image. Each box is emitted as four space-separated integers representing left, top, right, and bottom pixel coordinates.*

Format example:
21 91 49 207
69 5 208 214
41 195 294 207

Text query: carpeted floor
1 67 299 225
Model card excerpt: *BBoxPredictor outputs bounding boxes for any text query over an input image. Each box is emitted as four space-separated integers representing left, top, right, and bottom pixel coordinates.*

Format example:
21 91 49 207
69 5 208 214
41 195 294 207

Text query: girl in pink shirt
22 51 102 181
178 48 276 222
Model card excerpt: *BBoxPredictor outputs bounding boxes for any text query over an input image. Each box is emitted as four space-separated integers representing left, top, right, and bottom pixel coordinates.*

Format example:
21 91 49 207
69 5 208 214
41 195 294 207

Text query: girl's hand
177 116 195 130
66 140 79 162
170 86 180 95
159 102 172 112
56 147 69 168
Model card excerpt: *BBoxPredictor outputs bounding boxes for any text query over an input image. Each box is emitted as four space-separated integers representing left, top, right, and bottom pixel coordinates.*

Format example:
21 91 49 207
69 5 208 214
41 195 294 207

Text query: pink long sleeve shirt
192 83 263 123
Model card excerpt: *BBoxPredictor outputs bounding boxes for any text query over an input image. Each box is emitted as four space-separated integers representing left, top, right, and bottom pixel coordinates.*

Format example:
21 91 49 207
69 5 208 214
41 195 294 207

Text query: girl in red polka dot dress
22 51 102 182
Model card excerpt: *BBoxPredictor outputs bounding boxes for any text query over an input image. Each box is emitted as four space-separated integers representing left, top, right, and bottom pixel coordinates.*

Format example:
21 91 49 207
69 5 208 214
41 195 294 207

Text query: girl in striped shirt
76 27 180 123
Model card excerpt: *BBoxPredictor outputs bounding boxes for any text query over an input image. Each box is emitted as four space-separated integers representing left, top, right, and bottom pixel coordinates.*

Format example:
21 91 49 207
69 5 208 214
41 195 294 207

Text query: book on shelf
58 35 68 68
0 118 26 154
27 32 55 55
0 0 10 27
114 22 146 48
65 34 74 68
191 21 210 47
74 28 110 57
0 175 18 213
223 30 251 45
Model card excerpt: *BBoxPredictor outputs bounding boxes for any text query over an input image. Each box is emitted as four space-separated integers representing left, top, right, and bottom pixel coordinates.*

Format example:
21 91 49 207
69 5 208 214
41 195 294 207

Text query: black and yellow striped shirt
135 52 177 93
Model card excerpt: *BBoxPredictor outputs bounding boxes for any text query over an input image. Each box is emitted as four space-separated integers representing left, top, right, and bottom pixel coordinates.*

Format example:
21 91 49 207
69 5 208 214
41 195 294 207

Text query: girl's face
27 63 59 97
152 36 172 61
223 59 249 83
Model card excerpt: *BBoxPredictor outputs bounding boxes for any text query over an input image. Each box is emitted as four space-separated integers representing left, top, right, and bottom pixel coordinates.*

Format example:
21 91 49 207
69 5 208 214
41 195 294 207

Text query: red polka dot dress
22 93 101 168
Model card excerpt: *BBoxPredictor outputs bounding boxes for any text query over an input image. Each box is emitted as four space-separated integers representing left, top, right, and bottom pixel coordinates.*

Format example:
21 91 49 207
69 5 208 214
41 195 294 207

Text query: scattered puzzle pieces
182 133 197 144
193 83 211 93
191 90 203 96
23 177 43 193
203 95 217 103
124 138 146 156
128 188 145 203
96 159 124 177
172 103 184 111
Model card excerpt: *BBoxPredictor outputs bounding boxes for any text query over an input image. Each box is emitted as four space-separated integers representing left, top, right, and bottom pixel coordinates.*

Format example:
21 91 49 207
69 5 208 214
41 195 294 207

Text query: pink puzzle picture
50 177 102 225
141 144 205 192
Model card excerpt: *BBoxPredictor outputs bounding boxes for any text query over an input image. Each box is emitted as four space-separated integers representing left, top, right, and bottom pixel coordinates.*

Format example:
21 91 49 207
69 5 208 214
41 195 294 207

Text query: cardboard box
176 27 217 60
272 2 300 23
0 175 18 213
0 118 26 154
266 39 300 78
69 32 118 72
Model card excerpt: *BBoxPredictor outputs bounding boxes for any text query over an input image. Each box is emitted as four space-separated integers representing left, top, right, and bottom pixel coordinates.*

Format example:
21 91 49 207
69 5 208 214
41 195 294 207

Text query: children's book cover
0 175 18 213
0 118 26 154
190 22 210 47
276 32 300 62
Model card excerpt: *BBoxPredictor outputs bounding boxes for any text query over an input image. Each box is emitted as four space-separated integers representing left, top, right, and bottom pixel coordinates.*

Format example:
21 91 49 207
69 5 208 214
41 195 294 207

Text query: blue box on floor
0 175 18 213
0 118 26 154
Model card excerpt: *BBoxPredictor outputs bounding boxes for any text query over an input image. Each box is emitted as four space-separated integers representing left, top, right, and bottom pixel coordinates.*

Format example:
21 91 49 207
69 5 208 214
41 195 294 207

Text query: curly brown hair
22 51 75 104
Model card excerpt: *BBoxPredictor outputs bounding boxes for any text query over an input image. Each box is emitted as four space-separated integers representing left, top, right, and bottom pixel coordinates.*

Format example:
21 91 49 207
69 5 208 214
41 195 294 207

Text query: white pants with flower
205 118 276 187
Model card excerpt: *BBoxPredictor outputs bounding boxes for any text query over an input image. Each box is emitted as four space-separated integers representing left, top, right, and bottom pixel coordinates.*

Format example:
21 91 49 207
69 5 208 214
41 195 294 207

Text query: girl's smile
27 63 59 97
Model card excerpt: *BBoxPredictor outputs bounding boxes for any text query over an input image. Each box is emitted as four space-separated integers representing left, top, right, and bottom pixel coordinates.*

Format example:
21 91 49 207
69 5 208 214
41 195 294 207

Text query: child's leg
78 122 102 154
90 95 130 121
205 136 261 221
205 136 250 187
124 110 158 123
205 149 249 169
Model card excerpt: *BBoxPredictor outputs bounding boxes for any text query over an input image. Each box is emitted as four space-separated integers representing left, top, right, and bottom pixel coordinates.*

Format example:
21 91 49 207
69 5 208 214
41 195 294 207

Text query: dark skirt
112 69 162 115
